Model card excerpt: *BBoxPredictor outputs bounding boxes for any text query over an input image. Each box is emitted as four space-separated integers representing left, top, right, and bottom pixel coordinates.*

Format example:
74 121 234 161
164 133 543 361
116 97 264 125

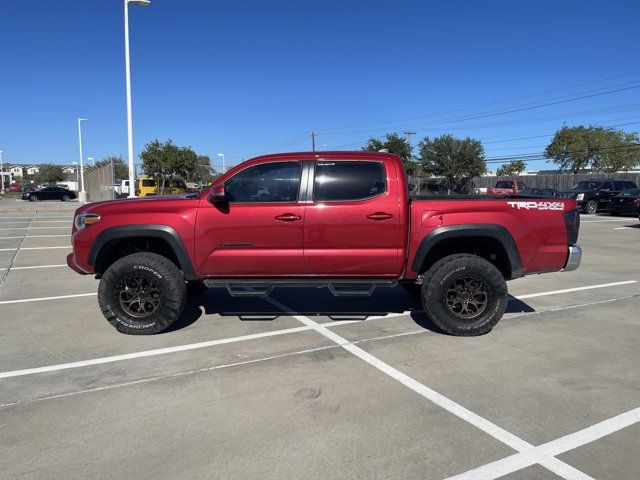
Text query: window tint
572 181 600 190
620 188 640 197
516 182 526 190
601 181 613 190
225 161 301 203
314 161 386 202
141 179 156 187
495 181 513 188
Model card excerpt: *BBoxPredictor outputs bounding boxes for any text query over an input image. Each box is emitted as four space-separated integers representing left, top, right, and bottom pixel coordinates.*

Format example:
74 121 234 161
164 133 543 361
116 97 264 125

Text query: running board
202 279 398 297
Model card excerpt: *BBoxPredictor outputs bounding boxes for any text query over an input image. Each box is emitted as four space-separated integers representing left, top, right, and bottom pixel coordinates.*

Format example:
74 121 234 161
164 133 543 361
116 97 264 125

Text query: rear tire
62 195 70 202
29 195 38 202
421 254 508 336
98 252 187 335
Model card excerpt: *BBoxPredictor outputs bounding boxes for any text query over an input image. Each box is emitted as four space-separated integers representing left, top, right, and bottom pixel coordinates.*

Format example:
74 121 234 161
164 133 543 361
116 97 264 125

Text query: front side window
517 182 526 190
225 161 301 203
314 161 386 202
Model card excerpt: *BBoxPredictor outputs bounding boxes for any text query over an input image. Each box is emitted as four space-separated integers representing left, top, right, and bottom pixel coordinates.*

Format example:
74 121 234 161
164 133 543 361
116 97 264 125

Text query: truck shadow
168 286 537 334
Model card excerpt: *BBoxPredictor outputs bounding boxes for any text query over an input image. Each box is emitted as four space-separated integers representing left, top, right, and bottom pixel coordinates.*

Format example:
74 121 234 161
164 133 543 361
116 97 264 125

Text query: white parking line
581 218 632 223
613 226 637 230
516 280 637 299
265 296 594 480
0 226 69 231
0 292 97 305
0 264 67 271
0 246 70 252
444 406 640 480
0 235 69 239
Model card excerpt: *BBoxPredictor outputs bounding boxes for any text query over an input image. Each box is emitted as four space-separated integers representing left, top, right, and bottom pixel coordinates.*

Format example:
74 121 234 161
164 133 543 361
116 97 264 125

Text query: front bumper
66 252 90 275
562 245 582 272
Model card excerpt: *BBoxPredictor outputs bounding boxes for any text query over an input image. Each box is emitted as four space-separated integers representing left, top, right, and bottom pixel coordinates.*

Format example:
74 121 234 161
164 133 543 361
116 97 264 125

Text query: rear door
303 159 403 276
195 160 307 276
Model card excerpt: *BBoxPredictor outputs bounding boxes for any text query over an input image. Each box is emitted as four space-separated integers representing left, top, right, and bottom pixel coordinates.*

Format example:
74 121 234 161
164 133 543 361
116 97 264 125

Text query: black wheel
29 194 38 202
187 280 208 297
421 254 508 336
61 194 70 202
583 200 597 214
98 252 187 335
400 281 421 296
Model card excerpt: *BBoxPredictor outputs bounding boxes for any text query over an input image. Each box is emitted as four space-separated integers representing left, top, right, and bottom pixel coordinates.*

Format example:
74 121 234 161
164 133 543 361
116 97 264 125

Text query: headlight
576 193 584 201
74 214 100 231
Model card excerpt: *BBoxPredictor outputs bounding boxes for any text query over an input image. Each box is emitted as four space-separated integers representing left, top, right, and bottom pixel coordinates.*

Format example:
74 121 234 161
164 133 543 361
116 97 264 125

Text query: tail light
634 198 640 206
563 208 580 245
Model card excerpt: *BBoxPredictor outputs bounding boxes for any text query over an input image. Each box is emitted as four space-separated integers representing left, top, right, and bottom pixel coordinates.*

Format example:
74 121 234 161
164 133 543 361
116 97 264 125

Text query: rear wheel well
94 237 181 276
418 236 513 280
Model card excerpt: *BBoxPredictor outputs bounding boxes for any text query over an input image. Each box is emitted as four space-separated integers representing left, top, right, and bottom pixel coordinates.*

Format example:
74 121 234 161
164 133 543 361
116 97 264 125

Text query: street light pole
217 153 225 174
77 118 88 203
88 157 95 167
124 0 151 198
0 150 5 194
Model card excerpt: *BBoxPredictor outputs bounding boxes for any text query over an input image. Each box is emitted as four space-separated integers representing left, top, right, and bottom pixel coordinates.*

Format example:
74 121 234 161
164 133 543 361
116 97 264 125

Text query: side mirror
209 184 227 203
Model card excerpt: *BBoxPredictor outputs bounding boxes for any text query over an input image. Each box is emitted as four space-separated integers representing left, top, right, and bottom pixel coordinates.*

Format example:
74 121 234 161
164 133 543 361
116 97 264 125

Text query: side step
202 278 398 298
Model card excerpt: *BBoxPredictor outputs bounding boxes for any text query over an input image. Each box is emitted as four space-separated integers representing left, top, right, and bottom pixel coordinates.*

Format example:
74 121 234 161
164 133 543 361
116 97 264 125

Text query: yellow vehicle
136 177 188 197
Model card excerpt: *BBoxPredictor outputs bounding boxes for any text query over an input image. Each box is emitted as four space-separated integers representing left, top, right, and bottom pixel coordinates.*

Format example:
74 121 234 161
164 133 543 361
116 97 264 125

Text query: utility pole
311 131 316 151
404 130 417 149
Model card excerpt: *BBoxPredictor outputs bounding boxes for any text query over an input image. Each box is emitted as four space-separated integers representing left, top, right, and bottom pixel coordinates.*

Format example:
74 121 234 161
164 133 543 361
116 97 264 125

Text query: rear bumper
66 252 90 275
562 245 582 272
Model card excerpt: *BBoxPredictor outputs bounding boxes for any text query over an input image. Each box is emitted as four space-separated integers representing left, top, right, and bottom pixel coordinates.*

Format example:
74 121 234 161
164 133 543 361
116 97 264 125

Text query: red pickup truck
487 180 526 197
68 151 581 336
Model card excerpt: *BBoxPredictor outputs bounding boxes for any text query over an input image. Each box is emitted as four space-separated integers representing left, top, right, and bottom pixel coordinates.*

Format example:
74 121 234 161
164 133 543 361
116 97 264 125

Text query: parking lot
0 205 639 480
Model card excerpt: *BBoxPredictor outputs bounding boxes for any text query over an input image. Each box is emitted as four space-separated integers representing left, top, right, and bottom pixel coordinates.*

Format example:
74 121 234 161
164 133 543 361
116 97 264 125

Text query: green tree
545 125 640 173
87 155 129 180
496 160 527 177
418 134 486 193
140 139 199 193
363 133 419 175
35 164 65 185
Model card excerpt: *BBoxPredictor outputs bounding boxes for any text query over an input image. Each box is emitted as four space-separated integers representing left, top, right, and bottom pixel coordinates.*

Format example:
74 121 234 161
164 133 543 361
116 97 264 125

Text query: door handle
275 213 302 222
366 212 393 220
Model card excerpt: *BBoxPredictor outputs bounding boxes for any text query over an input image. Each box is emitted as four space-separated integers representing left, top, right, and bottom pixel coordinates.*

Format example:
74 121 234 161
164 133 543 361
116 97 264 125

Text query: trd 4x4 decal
507 201 565 211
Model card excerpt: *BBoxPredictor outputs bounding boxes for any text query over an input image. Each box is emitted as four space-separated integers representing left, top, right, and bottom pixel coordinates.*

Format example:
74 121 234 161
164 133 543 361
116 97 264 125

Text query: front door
195 160 306 276
303 160 403 276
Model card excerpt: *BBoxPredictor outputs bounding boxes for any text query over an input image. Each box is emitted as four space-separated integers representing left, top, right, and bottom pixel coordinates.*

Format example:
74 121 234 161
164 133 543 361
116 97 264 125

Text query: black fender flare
410 224 523 279
87 224 197 280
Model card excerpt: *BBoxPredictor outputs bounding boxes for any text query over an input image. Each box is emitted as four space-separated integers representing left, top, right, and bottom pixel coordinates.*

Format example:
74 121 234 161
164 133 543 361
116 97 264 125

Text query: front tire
61 194 70 202
421 254 508 336
29 195 38 202
98 252 187 335
583 200 597 214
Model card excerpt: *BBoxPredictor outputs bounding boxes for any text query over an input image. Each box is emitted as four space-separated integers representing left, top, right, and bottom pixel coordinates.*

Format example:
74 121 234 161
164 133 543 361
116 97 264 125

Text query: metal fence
408 172 640 194
85 163 115 202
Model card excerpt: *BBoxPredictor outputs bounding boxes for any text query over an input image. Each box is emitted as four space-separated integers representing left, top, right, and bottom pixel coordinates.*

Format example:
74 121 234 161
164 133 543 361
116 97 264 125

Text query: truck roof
251 151 399 161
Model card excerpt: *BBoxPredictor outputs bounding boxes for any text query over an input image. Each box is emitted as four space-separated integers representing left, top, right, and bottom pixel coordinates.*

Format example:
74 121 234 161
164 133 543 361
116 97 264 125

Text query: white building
9 165 24 178
62 166 76 174
26 165 40 175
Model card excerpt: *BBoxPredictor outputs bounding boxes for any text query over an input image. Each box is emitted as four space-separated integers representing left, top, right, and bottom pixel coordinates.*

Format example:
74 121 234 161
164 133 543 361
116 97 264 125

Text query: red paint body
69 152 575 280
487 180 526 197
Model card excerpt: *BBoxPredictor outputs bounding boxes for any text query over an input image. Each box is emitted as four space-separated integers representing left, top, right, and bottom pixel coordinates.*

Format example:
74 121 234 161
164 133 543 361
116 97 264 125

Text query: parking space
0 211 639 480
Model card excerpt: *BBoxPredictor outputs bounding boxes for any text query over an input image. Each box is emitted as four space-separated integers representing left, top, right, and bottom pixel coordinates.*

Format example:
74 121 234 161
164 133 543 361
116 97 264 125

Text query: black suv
564 179 638 214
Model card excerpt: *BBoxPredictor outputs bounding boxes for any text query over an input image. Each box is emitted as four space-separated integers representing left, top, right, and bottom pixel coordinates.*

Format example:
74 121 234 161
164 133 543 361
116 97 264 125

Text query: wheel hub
118 276 161 318
444 275 489 320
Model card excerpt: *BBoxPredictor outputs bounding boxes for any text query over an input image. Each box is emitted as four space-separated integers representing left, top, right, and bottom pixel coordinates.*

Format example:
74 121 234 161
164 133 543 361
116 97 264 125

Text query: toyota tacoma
68 151 581 336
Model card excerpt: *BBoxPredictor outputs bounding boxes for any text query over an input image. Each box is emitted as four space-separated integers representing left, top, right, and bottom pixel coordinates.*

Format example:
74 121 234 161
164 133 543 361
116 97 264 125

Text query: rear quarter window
314 161 386 202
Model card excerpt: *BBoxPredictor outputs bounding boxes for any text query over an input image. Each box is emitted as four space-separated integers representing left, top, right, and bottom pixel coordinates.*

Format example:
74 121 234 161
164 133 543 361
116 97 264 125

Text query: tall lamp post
217 153 225 174
124 0 151 198
88 157 95 167
0 150 5 194
77 118 88 203
72 162 79 192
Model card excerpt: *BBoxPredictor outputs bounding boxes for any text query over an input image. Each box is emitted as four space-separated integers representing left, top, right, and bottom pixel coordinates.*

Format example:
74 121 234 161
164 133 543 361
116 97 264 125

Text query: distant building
26 165 40 175
62 166 76 174
9 165 24 177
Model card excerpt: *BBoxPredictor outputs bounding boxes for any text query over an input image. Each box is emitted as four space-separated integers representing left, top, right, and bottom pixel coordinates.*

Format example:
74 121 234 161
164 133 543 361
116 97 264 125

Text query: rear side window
142 179 156 187
495 181 513 188
516 182 526 190
314 161 386 202
620 188 640 196
225 161 301 203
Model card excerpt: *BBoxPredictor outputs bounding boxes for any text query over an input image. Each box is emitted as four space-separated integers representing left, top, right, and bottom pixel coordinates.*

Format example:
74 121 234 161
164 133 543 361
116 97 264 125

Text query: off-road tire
98 252 187 335
583 200 597 214
421 254 508 336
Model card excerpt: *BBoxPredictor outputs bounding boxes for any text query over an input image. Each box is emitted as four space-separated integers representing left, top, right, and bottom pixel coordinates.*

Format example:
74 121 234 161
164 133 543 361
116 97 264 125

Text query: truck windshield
571 181 600 190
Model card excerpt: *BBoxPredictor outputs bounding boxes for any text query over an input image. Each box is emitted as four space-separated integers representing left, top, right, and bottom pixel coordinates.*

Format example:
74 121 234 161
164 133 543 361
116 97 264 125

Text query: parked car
21 184 39 193
22 186 76 202
68 151 581 337
562 179 637 214
487 180 526 197
7 183 23 192
606 188 640 216
516 187 568 198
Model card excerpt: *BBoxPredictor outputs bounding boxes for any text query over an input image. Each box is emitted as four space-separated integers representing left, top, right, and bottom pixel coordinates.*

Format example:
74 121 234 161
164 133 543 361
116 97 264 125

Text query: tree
496 160 527 177
418 134 486 193
140 139 199 193
86 155 129 180
362 133 419 175
34 164 65 185
545 125 640 173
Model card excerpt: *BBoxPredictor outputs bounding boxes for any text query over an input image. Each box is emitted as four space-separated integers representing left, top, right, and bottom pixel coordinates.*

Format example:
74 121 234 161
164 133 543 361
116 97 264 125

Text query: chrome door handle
275 213 302 222
366 212 393 220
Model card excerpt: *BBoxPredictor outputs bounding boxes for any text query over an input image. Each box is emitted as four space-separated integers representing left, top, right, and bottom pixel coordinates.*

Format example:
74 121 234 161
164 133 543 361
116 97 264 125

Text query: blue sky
1 0 639 172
